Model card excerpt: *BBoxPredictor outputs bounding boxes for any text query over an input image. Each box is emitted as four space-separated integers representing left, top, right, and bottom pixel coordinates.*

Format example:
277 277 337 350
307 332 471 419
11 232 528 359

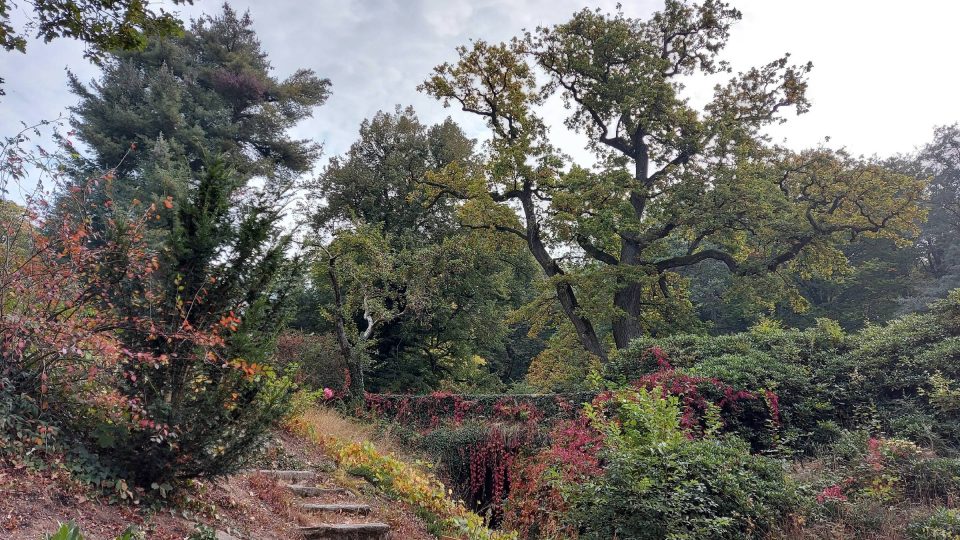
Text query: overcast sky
2 0 959 169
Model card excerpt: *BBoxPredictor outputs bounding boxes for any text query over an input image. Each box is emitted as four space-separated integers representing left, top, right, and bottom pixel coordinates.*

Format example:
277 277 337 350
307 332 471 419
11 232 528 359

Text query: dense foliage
566 389 795 539
420 1 925 364
6 1 960 539
1 3 326 495
305 107 543 397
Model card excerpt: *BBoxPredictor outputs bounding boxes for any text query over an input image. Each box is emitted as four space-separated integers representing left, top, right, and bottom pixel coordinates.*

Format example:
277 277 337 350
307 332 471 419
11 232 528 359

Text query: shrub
831 293 960 451
907 508 960 540
1 131 296 492
292 411 516 540
610 296 960 454
607 321 847 453
44 522 142 540
903 457 960 501
418 410 550 521
808 433 960 508
275 331 347 391
564 388 796 540
0 141 163 475
69 159 301 488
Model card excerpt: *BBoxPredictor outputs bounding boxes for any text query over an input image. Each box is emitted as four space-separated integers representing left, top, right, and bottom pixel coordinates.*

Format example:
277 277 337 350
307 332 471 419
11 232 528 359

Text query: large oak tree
421 1 925 360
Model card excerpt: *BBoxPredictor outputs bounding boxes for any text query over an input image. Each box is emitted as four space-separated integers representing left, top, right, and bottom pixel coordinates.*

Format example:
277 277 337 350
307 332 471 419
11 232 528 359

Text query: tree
308 108 541 396
0 0 191 94
319 225 402 400
900 124 960 311
65 3 330 190
49 4 326 485
686 236 920 333
96 157 299 486
313 107 470 239
421 1 925 360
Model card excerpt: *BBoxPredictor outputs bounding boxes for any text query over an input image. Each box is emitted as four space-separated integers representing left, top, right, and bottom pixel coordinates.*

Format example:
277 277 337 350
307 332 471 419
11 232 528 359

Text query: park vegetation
4 1 960 538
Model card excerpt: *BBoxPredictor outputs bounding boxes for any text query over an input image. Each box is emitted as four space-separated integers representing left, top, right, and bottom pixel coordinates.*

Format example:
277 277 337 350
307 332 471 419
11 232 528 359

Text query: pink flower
323 387 334 400
816 484 847 503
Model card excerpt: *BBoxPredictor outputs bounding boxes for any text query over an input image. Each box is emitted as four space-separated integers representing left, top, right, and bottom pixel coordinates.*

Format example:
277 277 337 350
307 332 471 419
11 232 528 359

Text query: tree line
48 2 960 397
2 0 960 492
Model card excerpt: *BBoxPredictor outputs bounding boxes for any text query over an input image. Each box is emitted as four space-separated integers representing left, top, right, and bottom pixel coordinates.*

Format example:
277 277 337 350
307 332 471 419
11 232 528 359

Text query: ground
0 425 434 540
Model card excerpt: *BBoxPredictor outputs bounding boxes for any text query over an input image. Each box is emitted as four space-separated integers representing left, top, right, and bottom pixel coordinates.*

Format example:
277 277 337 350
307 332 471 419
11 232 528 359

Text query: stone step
287 484 355 498
300 503 371 515
300 523 390 540
248 469 317 482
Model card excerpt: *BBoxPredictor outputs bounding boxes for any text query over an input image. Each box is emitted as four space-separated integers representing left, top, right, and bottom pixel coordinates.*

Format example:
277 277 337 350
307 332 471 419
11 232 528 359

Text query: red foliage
0 166 169 450
503 416 604 539
631 355 777 436
816 484 848 503
0 130 261 460
360 347 779 537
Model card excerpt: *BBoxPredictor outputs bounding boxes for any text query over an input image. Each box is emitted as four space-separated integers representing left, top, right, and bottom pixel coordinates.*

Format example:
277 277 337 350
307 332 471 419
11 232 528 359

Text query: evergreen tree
65 3 330 192
54 4 327 485
91 158 300 486
903 124 960 310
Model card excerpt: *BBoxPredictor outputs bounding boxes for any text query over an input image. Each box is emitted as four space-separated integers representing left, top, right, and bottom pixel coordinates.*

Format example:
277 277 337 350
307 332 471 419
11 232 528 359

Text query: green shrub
607 320 848 453
565 388 796 539
906 508 960 540
44 522 142 540
0 378 50 465
903 457 960 501
63 366 295 488
609 293 960 454
832 293 960 451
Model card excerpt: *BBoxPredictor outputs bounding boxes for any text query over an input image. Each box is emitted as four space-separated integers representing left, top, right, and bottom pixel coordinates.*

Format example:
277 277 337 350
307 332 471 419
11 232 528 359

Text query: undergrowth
291 407 515 540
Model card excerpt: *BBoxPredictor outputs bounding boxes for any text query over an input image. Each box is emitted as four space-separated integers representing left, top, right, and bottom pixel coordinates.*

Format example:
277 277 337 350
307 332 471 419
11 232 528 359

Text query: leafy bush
275 330 347 391
564 388 796 540
907 508 960 540
831 293 960 451
502 416 603 539
1 130 296 492
903 457 960 501
807 433 960 508
608 320 846 453
610 295 960 454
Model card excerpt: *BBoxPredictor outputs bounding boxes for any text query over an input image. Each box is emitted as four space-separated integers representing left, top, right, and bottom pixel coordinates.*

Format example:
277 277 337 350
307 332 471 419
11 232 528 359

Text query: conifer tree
56 4 327 485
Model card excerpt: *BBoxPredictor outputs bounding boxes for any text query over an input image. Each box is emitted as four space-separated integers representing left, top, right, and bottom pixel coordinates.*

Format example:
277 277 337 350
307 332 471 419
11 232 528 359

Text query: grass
291 406 516 540
293 406 410 459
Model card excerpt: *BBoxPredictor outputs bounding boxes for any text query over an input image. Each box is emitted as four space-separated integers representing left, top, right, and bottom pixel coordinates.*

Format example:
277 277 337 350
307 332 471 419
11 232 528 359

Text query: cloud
2 0 960 173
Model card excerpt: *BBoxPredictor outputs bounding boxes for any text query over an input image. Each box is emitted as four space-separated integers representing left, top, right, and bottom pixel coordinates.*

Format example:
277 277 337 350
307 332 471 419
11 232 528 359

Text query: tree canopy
421 1 925 360
66 4 330 187
308 107 541 396
0 0 192 94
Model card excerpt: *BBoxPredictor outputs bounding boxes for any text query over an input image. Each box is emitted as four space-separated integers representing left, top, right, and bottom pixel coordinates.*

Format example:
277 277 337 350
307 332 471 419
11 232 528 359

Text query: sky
2 0 960 171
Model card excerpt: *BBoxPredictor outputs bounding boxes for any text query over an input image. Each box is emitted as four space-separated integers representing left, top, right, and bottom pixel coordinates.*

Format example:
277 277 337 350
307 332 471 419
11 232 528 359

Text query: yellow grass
293 406 409 461
292 406 515 540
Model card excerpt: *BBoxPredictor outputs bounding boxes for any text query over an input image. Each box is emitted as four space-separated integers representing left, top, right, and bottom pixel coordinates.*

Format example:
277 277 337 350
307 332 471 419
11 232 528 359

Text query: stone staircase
251 470 391 540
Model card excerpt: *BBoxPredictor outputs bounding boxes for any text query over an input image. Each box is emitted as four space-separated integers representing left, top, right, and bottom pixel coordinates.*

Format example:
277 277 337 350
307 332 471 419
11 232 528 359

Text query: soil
0 429 434 540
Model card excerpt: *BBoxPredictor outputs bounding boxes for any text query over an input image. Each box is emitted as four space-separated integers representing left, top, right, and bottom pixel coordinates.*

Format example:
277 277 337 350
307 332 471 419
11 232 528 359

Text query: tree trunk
327 255 366 401
520 190 608 361
612 239 644 349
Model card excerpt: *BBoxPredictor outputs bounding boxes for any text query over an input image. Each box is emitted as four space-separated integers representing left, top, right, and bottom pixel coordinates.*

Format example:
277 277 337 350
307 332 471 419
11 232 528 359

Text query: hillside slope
0 415 436 540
